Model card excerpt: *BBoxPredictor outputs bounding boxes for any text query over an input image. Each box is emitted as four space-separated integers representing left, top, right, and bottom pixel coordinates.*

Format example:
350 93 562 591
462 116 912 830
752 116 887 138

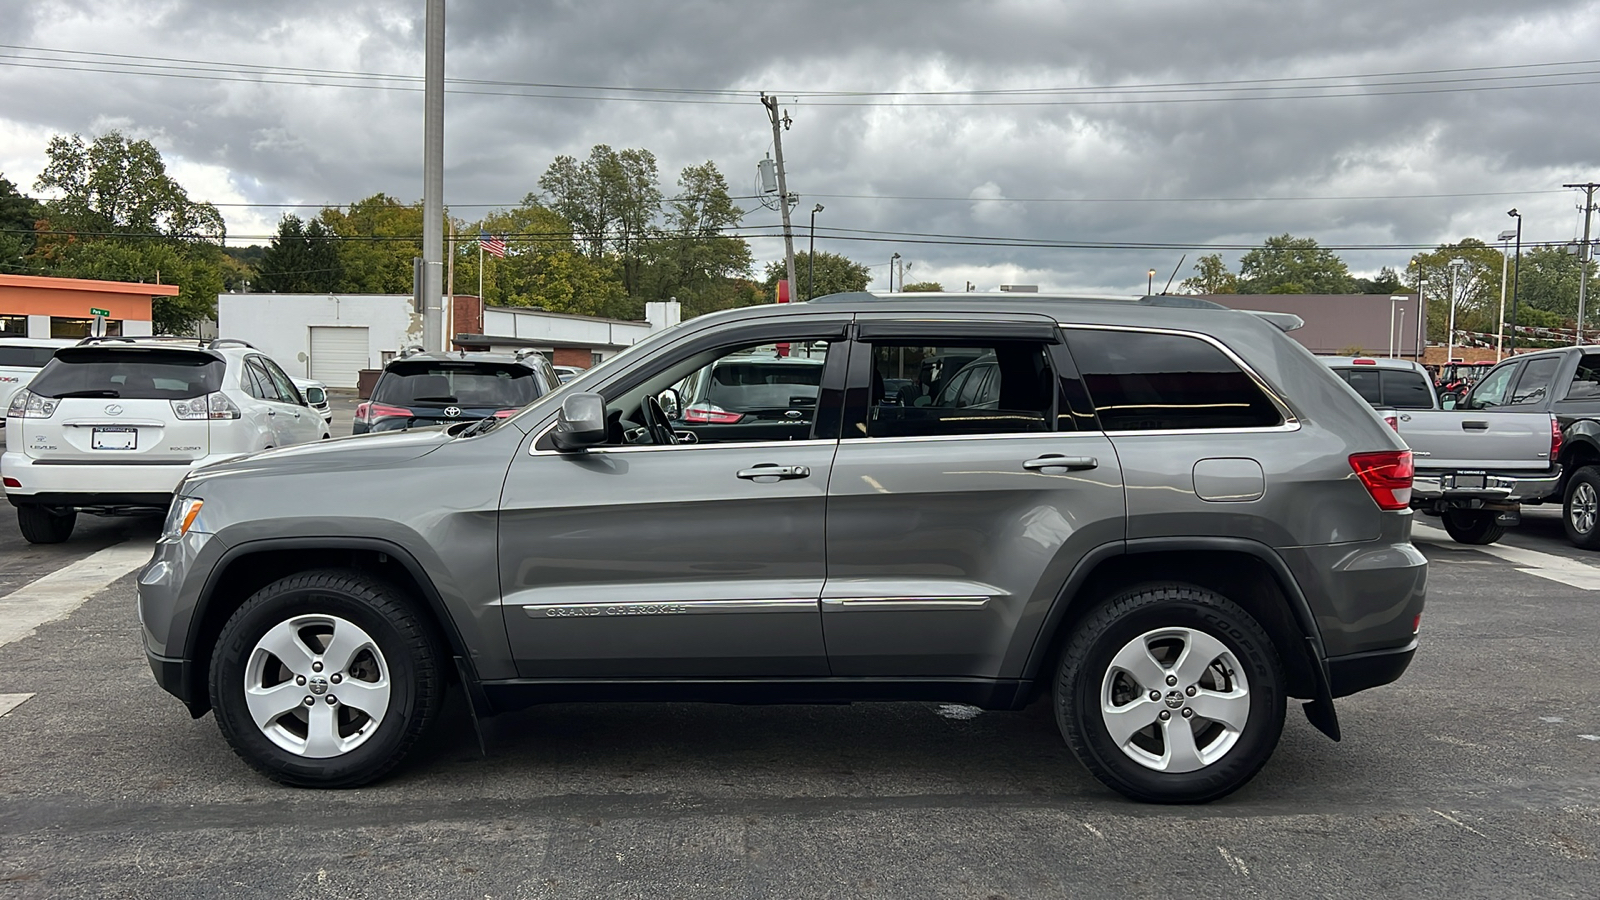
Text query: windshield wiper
53 389 121 398
459 416 497 438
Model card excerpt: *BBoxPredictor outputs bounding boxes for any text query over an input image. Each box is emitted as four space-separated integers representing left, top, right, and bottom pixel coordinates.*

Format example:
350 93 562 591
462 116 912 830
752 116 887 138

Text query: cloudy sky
2 0 1599 295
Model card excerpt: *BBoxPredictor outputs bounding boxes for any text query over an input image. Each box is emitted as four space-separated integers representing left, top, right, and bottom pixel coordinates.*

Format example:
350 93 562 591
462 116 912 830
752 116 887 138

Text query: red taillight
1412 613 1422 634
682 404 744 424
1349 450 1414 511
1550 416 1563 463
1353 358 1377 365
2 476 20 489
492 408 520 419
355 402 410 424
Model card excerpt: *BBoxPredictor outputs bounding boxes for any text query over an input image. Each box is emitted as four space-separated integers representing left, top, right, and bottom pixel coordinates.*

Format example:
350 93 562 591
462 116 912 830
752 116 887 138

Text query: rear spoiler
1243 310 1304 332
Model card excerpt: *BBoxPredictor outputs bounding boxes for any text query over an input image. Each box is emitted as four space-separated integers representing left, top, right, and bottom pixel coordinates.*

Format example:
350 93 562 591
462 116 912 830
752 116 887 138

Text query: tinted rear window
0 347 60 368
1065 330 1282 431
373 362 540 408
27 349 224 400
1334 367 1434 409
706 361 823 410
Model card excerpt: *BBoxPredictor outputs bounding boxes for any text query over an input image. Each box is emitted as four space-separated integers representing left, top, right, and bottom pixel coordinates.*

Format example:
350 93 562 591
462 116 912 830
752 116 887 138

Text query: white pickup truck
1321 357 1561 545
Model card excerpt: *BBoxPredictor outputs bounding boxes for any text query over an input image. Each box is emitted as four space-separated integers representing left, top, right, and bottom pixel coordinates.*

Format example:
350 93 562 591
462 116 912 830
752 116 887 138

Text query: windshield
372 362 541 408
0 346 61 368
27 348 224 400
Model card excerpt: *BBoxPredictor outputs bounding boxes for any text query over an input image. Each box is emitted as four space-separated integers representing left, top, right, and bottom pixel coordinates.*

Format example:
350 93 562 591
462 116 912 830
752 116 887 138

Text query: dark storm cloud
1 0 1597 291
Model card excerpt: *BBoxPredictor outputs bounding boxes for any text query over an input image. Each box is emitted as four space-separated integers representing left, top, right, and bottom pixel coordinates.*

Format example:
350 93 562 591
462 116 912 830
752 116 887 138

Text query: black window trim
1060 323 1300 436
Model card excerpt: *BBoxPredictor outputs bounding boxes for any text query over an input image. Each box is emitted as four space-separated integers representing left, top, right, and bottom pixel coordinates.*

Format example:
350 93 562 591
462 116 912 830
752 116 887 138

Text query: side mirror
551 392 607 452
1440 392 1460 410
657 387 683 420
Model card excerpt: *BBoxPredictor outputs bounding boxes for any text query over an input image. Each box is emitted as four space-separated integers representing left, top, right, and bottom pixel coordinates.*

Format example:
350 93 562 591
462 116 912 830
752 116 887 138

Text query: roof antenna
1160 254 1186 295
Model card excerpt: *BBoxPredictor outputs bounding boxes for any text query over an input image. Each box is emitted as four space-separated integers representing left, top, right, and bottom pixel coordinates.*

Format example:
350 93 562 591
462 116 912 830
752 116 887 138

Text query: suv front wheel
1055 584 1286 803
209 569 444 787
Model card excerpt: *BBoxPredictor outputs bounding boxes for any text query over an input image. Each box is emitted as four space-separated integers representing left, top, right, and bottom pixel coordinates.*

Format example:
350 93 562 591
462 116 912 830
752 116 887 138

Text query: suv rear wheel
1055 583 1285 803
209 569 444 787
1563 466 1600 550
17 506 76 544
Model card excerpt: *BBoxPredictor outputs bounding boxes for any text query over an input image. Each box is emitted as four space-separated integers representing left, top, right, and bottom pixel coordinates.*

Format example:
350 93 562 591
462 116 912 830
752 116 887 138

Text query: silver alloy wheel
1100 627 1250 773
1572 482 1598 535
244 614 391 758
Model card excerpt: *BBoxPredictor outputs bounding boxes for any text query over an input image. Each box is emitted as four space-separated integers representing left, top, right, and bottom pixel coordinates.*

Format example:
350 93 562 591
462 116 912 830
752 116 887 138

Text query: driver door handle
737 464 811 481
1023 455 1098 472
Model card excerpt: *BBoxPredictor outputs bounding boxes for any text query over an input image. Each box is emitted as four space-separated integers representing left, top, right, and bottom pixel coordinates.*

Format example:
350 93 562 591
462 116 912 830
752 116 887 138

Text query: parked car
291 376 333 427
1442 346 1600 549
665 351 826 441
0 337 77 426
3 337 329 543
353 350 557 434
138 292 1424 803
1320 356 1561 545
553 365 585 384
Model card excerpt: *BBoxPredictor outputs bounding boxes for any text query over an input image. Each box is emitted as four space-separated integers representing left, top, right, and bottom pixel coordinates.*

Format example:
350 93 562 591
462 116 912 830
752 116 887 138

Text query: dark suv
137 293 1425 803
352 349 557 434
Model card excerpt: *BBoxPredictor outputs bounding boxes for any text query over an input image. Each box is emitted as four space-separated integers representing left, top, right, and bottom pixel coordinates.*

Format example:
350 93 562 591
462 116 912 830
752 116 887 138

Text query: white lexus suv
2 337 329 543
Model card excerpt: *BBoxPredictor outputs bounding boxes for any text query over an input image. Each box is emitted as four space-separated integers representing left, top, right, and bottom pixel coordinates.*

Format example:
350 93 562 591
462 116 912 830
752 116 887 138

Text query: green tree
1354 266 1405 294
1178 253 1239 294
318 194 422 293
0 174 43 273
30 132 226 331
1407 240 1507 340
1236 235 1354 294
638 161 753 317
1510 246 1599 321
902 281 944 292
257 215 341 293
537 145 662 297
451 201 634 317
764 251 870 300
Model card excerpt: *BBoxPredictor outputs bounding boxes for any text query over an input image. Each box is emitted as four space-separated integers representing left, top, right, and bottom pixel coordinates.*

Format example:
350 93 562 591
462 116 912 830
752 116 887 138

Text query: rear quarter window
1064 329 1282 431
0 347 61 368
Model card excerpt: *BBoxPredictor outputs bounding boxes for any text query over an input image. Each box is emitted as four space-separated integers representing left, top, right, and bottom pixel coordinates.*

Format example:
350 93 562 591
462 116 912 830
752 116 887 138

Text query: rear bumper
1326 639 1417 698
1412 467 1561 505
1 450 234 509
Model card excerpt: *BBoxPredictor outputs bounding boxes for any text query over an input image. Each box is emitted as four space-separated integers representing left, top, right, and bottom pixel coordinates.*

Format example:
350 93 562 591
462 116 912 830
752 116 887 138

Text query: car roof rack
206 338 258 350
75 335 209 347
803 291 1304 331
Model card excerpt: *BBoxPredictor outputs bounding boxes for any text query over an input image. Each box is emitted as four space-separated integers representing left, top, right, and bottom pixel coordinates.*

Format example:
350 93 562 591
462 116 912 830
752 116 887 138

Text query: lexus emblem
104 404 123 416
443 406 461 418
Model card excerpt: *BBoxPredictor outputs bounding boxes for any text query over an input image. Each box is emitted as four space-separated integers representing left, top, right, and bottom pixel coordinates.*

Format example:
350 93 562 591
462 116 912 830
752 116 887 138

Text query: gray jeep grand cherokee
137 292 1425 803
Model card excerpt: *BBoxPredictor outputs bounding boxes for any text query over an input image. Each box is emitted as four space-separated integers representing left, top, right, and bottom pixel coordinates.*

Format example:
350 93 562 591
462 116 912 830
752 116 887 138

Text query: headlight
161 497 205 540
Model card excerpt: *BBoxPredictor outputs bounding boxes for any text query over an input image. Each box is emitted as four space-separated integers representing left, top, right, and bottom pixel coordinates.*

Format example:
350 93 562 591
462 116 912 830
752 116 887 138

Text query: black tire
17 506 76 544
1563 465 1600 550
1055 583 1286 804
209 569 445 788
1441 509 1506 545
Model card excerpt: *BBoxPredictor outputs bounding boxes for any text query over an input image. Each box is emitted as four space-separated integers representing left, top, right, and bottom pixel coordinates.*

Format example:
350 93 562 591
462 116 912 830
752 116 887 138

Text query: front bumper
1412 468 1561 505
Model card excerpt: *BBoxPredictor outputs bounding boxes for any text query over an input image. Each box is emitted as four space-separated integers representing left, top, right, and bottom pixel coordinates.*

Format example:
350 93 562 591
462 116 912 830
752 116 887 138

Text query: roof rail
206 338 258 350
396 343 428 359
75 335 208 347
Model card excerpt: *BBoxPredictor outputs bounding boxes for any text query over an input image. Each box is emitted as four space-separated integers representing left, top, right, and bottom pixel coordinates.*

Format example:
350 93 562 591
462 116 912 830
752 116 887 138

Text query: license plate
91 427 137 450
1453 474 1486 490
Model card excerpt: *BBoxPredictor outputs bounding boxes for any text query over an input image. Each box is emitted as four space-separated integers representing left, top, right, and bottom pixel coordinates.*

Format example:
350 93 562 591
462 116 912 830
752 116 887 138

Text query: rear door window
26 349 224 400
1064 330 1282 431
1338 368 1384 406
862 342 1055 438
1565 354 1600 401
1380 370 1434 409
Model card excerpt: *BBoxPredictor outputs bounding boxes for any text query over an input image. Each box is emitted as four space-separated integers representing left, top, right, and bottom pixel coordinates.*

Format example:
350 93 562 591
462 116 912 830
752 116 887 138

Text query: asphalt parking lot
1 412 1598 897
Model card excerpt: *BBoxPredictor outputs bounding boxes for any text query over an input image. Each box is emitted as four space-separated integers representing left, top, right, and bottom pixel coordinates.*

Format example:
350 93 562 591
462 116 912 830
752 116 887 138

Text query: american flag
479 232 506 259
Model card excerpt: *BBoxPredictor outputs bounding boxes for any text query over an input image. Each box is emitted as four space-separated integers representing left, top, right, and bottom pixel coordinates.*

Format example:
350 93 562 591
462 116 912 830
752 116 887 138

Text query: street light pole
1446 258 1467 365
1496 229 1517 359
890 252 901 292
808 204 823 301
1508 209 1524 355
1147 268 1156 296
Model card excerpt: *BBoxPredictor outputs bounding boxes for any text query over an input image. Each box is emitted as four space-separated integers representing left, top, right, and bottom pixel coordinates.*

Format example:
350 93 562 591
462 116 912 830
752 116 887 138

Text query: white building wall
217 294 418 381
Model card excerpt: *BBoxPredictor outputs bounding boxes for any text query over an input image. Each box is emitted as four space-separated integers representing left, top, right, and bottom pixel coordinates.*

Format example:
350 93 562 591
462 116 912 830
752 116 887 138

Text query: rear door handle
1024 455 1099 471
1462 420 1488 430
737 464 811 481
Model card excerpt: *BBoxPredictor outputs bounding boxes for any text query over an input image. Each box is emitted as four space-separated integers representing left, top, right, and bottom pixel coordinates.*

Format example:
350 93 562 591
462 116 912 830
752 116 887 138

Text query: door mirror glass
1440 392 1459 409
657 387 683 420
552 392 607 452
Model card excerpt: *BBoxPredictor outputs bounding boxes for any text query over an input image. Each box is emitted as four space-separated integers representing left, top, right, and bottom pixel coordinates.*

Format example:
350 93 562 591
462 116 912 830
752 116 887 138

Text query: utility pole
761 93 798 302
1565 182 1599 345
421 0 446 351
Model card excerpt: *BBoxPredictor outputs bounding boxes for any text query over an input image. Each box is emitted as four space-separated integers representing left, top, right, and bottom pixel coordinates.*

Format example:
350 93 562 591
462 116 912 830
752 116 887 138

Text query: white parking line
0 543 150 648
0 693 34 717
1413 523 1600 590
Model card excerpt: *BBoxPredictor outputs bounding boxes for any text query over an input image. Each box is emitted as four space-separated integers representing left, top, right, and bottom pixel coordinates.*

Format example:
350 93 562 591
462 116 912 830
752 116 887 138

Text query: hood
184 427 454 486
